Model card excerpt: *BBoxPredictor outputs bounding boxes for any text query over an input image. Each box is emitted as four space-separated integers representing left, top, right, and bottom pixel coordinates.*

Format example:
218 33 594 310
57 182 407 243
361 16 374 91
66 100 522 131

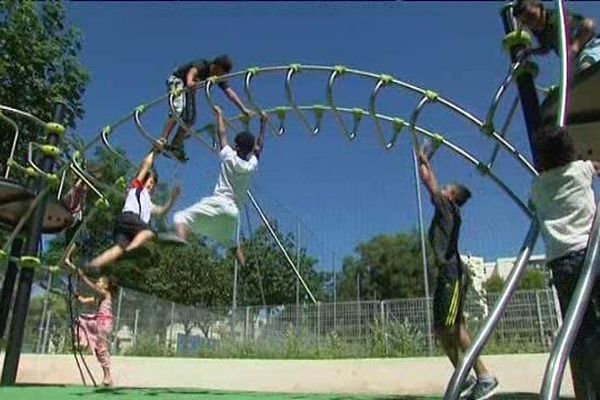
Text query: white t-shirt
531 160 597 262
213 146 258 207
122 179 156 224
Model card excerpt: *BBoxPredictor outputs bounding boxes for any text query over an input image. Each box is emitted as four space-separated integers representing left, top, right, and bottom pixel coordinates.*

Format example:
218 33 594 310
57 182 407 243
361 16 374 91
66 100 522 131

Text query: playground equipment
1 0 600 396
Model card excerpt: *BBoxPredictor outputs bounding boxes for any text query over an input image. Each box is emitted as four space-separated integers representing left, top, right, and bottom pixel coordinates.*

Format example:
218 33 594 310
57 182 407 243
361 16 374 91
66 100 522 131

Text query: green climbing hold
379 74 394 85
246 67 260 76
45 122 65 136
502 30 532 53
289 63 301 72
481 122 495 136
20 256 41 269
425 90 439 102
275 107 287 120
392 118 406 132
135 104 147 114
334 65 347 75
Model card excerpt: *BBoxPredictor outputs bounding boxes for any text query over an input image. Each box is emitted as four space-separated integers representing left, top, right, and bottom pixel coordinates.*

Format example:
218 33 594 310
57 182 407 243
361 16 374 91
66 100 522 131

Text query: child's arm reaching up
65 258 110 299
76 295 96 305
135 150 157 183
253 112 268 159
223 87 252 116
417 149 439 196
152 186 181 216
213 106 228 150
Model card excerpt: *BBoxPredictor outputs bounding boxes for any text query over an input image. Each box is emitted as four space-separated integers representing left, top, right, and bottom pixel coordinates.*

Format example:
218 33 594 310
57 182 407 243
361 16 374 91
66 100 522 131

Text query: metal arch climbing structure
2 41 584 392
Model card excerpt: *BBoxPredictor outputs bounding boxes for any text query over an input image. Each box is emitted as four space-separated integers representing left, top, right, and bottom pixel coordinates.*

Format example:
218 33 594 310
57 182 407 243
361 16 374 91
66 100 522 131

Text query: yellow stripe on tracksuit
445 281 460 326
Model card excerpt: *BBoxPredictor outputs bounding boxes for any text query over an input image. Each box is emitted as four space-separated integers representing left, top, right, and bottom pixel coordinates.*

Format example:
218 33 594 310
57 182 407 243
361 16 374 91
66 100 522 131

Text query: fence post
169 302 175 350
42 310 52 354
245 306 250 342
133 309 139 345
535 290 546 348
316 302 321 346
381 301 388 356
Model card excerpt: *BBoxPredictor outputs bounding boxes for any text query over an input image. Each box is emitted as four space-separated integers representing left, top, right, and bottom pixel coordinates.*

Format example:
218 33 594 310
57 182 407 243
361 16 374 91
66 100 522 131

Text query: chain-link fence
20 285 561 358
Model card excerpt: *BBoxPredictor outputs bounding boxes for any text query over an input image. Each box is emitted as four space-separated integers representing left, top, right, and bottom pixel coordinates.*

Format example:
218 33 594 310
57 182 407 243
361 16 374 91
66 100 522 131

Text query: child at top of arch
417 150 499 400
171 106 267 268
84 149 181 274
513 0 599 72
530 126 600 397
159 55 253 162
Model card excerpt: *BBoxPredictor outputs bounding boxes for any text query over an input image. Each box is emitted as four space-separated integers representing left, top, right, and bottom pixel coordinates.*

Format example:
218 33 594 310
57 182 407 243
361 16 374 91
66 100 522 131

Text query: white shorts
173 196 239 248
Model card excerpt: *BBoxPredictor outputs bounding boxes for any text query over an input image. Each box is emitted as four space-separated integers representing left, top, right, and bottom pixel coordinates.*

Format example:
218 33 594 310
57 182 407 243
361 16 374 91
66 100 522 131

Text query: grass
0 385 575 400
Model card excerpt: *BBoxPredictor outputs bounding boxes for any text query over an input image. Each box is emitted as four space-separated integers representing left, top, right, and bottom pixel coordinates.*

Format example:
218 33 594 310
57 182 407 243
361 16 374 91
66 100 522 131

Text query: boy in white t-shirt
86 149 180 273
530 126 600 397
173 106 267 266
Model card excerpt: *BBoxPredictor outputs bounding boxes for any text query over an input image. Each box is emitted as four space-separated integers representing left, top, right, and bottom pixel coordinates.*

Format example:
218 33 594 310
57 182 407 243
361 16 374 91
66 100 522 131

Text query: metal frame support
500 5 542 169
1 103 65 385
0 239 23 339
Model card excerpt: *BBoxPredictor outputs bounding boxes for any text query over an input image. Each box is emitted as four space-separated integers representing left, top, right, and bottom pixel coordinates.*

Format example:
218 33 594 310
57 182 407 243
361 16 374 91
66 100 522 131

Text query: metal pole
2 103 65 385
169 301 175 350
444 220 539 399
246 190 317 303
295 221 300 327
541 203 600 399
232 216 240 311
42 310 52 354
535 290 545 348
357 272 361 339
411 149 434 356
0 239 23 339
133 309 139 345
332 252 336 332
500 5 542 169
36 272 52 353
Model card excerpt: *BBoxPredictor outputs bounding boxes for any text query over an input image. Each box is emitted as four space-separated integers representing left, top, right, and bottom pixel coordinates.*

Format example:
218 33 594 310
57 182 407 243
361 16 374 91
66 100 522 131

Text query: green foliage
484 269 548 293
0 0 89 165
235 224 327 306
337 232 432 301
123 335 174 357
518 268 548 291
484 272 505 293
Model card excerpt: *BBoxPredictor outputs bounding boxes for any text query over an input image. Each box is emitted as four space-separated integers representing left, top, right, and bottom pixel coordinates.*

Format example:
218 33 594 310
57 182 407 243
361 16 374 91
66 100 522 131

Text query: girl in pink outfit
66 257 117 387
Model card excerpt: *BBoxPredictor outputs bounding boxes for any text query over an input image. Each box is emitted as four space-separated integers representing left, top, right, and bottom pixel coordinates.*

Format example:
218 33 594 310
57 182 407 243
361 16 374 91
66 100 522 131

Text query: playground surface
0 385 575 400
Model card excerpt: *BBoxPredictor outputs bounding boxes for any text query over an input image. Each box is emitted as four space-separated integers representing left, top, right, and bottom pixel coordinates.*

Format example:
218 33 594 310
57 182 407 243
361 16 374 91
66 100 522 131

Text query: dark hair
234 131 256 158
534 126 576 171
212 55 233 74
513 0 543 18
102 275 119 297
450 183 472 207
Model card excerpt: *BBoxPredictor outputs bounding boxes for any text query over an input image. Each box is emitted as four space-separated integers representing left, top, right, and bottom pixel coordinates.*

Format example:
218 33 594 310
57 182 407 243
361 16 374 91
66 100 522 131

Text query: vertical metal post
357 273 361 340
133 309 139 345
411 149 434 356
232 217 240 311
169 301 175 350
42 310 52 354
500 5 542 168
2 103 65 385
295 221 300 327
36 272 52 353
244 306 250 341
332 252 337 332
535 290 546 348
0 239 23 339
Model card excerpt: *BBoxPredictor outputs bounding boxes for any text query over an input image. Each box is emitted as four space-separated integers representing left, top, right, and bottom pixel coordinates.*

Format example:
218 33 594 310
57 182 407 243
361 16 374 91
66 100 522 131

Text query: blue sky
64 1 600 272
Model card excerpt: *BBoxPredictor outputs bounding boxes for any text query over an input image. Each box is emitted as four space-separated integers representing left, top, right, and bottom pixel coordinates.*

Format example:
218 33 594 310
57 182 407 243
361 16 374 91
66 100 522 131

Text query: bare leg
88 245 125 270
175 222 191 241
235 246 246 268
160 117 177 140
437 328 460 367
124 230 155 252
457 323 491 379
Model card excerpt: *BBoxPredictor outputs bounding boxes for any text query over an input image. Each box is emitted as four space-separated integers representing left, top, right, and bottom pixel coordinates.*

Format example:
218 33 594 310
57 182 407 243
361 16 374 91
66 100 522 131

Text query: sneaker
170 145 189 163
460 375 477 398
468 377 499 400
156 232 188 246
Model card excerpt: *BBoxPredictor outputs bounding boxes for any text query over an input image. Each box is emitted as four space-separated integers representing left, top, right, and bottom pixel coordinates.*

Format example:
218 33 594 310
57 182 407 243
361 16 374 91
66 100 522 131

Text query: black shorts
548 249 600 393
113 212 151 248
433 262 465 331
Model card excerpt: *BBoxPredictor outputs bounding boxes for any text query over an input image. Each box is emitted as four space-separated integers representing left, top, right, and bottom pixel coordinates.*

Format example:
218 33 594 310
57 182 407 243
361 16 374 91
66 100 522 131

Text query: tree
0 0 90 166
484 269 548 294
484 272 505 293
234 223 327 306
337 232 432 301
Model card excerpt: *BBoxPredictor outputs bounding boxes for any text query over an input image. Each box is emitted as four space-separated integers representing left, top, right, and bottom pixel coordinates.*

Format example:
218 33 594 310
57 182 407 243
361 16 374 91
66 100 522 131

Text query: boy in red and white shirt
86 150 180 273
